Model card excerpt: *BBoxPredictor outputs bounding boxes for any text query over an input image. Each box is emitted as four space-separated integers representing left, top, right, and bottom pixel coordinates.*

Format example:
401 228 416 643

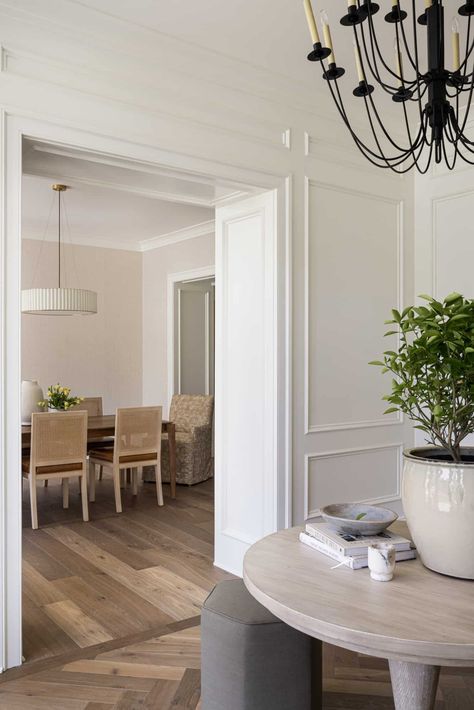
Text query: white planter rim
404 446 474 466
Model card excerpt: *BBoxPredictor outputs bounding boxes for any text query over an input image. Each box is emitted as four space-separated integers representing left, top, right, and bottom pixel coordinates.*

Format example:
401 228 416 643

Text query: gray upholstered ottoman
201 579 313 710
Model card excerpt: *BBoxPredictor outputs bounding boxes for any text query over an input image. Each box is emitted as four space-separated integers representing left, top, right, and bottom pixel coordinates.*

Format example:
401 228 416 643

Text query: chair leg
88 460 96 502
80 473 89 522
98 465 103 481
120 469 126 488
43 479 48 488
113 465 123 513
155 462 164 507
62 478 69 509
132 468 138 496
29 475 39 530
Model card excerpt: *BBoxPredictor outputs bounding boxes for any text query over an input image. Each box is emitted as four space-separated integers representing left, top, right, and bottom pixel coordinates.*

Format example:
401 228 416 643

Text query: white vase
21 380 44 424
403 447 474 579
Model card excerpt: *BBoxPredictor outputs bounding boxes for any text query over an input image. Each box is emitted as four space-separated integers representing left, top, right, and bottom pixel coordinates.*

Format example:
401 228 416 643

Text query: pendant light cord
58 189 61 289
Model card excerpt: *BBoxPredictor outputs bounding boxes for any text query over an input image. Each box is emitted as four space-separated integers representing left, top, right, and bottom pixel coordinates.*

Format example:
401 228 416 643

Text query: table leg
389 660 440 710
168 422 177 499
311 638 323 710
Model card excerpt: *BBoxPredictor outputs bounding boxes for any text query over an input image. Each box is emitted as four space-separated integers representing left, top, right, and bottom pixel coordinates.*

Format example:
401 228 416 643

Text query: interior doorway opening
1 114 290 671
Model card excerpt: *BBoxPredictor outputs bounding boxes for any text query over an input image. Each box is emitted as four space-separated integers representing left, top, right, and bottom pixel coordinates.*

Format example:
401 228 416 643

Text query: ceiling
64 0 465 129
21 139 254 251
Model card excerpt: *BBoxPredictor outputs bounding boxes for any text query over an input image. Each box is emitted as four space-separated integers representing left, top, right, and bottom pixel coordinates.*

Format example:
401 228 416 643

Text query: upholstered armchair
145 394 214 486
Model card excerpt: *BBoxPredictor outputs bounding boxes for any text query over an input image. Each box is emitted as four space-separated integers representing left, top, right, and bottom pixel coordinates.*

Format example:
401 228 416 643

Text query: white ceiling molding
140 220 215 252
23 168 218 208
22 219 216 253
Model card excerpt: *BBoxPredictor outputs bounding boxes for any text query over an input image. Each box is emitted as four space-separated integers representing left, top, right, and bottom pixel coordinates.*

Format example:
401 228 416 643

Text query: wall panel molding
304 443 403 519
304 179 404 435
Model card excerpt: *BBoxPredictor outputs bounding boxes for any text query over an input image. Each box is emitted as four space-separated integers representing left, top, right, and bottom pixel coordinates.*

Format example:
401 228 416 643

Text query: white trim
23 218 216 253
166 266 215 415
303 444 403 520
304 179 404 434
140 220 215 252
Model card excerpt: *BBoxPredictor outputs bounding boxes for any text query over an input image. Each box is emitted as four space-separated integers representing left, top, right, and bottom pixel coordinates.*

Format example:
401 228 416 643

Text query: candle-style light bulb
394 38 403 88
320 9 335 64
348 0 357 6
303 0 320 45
452 16 461 71
353 39 365 82
425 0 432 8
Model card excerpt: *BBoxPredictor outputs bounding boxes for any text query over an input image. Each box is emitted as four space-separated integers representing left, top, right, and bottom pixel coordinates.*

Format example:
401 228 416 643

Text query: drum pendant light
21 184 98 316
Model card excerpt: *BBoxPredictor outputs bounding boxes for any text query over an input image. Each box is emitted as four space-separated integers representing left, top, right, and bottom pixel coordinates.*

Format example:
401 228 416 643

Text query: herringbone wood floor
0 476 471 708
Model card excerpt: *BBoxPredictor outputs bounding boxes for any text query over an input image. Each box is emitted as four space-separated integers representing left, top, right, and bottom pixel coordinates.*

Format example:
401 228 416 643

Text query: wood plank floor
0 475 470 708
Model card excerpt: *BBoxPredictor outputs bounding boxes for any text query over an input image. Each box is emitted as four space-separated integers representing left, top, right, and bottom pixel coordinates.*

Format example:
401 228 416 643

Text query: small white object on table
243 524 474 710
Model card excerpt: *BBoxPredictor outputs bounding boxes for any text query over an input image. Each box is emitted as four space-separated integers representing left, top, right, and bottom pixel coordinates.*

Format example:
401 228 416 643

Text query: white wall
21 239 143 413
142 233 215 413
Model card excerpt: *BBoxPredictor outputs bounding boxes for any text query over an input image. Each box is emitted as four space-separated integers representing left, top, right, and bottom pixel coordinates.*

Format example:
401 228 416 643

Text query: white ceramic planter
403 447 474 579
21 380 44 424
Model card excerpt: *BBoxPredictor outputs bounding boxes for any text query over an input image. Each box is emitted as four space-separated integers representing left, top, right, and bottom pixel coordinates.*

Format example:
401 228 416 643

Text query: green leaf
368 360 385 366
384 330 398 337
383 407 399 415
444 292 463 304
391 309 401 323
356 513 367 521
419 294 434 301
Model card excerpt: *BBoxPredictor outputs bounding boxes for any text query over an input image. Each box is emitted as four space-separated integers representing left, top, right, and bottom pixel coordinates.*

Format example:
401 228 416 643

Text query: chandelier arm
396 0 422 77
363 1 416 88
355 10 413 94
362 94 422 169
441 128 458 171
449 109 474 150
327 75 414 167
454 61 474 138
355 22 398 94
365 87 420 152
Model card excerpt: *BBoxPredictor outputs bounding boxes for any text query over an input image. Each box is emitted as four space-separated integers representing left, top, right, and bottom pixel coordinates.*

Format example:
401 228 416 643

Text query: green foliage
370 293 474 462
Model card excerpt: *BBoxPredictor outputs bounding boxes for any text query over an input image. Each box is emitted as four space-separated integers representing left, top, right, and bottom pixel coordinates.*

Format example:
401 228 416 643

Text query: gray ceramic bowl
320 503 398 537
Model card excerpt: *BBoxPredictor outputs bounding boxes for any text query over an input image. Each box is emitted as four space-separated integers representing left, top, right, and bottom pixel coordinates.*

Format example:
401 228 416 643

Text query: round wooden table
243 526 474 710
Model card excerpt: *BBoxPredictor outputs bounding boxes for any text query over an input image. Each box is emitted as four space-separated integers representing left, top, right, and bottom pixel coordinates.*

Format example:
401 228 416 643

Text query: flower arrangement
39 384 84 411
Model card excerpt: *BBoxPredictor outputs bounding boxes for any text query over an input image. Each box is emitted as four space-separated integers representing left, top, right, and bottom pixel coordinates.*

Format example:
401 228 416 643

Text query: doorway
1 114 291 670
173 277 215 398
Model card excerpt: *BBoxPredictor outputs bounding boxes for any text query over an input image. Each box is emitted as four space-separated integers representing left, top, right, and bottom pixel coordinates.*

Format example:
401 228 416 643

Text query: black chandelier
303 0 474 173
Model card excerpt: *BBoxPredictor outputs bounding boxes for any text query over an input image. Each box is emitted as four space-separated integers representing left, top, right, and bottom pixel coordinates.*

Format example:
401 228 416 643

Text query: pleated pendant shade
21 184 98 316
21 288 97 316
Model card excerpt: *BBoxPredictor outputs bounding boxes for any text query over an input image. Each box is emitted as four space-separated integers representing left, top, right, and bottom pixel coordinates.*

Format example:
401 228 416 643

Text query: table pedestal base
389 660 440 710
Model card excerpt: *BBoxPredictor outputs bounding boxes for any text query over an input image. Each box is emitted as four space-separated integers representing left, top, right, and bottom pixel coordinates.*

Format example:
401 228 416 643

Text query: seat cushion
89 448 158 464
203 579 279 625
22 458 83 475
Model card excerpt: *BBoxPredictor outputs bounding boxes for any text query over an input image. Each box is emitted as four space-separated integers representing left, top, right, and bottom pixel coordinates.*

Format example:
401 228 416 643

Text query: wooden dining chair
77 396 111 481
88 406 163 513
44 397 106 489
22 411 89 529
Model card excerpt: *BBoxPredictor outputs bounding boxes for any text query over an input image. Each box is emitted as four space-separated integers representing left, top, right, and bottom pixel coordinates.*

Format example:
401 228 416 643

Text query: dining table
21 414 177 498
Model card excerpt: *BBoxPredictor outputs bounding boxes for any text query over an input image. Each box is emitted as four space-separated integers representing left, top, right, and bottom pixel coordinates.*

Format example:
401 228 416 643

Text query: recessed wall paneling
305 445 402 519
433 192 474 300
306 181 402 432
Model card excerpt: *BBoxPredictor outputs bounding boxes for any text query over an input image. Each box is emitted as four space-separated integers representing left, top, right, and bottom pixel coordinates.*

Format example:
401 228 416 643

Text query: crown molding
139 220 215 252
22 218 215 253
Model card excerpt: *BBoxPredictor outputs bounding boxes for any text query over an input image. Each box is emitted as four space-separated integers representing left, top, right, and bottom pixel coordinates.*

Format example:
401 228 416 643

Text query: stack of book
300 517 416 569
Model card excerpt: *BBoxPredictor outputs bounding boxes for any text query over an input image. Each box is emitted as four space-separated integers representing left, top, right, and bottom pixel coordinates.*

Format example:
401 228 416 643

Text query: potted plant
370 292 474 579
39 384 84 412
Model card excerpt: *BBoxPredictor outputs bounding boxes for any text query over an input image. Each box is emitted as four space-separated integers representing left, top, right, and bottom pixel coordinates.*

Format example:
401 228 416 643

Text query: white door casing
214 191 278 575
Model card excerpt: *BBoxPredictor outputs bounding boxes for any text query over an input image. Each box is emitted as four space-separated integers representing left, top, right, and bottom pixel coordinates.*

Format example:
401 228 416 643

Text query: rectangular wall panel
433 193 474 300
306 181 402 432
305 445 402 519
